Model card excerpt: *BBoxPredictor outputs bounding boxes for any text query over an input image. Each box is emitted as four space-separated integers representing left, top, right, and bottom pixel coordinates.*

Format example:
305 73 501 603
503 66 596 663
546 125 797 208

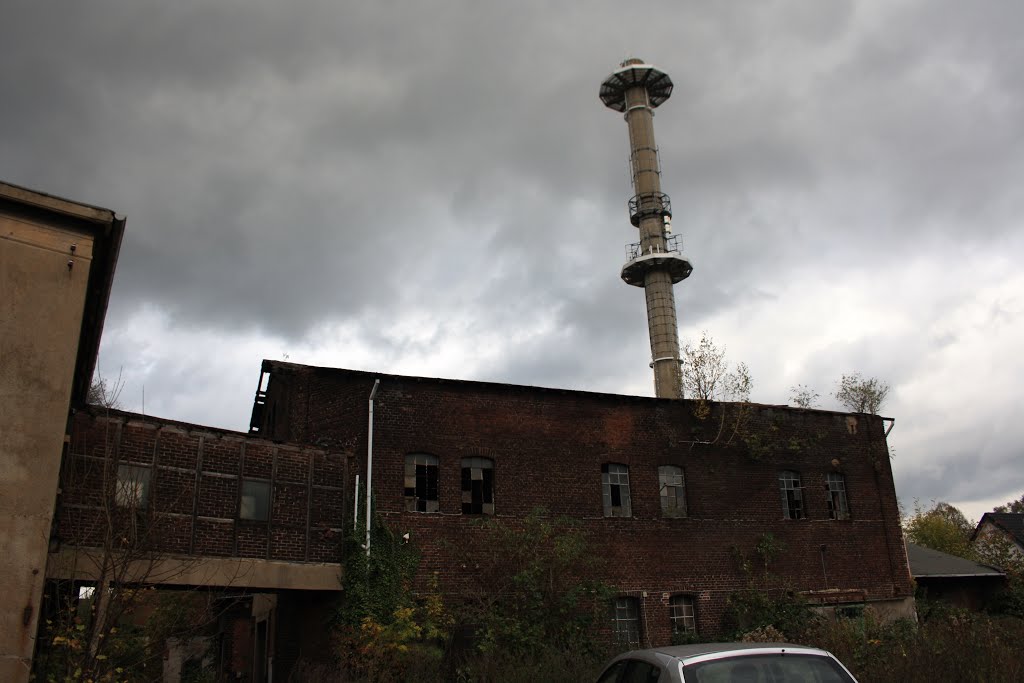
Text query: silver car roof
606 642 832 668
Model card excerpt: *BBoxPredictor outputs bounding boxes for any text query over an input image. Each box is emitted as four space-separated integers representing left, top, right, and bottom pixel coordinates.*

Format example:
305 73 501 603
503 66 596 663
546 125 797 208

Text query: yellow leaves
52 635 69 645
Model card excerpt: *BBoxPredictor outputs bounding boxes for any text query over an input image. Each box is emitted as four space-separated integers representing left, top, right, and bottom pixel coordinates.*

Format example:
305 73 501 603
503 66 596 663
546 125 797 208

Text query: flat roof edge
0 179 119 224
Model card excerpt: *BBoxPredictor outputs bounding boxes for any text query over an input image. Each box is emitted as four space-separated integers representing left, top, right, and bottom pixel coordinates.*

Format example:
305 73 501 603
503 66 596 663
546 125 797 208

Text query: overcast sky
4 0 1022 523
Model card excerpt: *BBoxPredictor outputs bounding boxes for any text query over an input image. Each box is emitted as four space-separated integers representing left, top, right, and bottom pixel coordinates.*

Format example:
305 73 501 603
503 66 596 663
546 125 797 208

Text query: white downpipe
365 379 381 557
353 475 360 530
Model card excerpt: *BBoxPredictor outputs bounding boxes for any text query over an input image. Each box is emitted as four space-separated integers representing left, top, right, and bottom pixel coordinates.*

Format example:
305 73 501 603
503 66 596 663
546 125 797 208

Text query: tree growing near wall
36 400 227 681
788 384 820 409
903 500 975 558
681 331 752 404
329 507 451 682
681 332 753 447
451 508 612 656
87 370 124 410
834 372 890 414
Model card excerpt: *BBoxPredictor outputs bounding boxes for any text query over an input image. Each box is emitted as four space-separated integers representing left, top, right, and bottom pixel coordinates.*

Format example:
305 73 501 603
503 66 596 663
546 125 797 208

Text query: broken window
115 464 151 508
826 472 850 520
240 479 270 521
669 595 697 636
611 596 641 647
461 457 494 515
658 465 686 517
779 470 804 519
602 463 632 517
405 453 439 513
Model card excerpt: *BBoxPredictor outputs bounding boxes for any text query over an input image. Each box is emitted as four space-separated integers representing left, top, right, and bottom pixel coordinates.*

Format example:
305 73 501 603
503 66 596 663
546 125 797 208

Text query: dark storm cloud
4 1 1024 514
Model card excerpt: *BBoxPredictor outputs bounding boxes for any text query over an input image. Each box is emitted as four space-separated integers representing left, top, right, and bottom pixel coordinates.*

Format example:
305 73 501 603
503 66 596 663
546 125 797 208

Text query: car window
597 660 627 683
623 659 663 683
685 653 855 683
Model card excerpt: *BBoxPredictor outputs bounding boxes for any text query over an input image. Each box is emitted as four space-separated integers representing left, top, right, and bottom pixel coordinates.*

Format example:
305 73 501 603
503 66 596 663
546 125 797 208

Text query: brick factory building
54 358 915 661
251 359 915 641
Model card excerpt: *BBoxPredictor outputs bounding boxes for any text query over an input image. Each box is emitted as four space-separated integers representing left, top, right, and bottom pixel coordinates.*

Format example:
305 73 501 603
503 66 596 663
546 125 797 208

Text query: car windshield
684 653 855 683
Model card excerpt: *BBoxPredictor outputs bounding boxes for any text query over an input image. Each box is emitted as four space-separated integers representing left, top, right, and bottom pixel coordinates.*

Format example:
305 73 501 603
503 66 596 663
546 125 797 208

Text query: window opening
826 472 850 520
461 457 494 515
602 463 632 517
658 465 686 517
611 596 641 648
669 594 697 636
115 465 151 508
405 453 439 513
240 479 270 521
779 470 804 519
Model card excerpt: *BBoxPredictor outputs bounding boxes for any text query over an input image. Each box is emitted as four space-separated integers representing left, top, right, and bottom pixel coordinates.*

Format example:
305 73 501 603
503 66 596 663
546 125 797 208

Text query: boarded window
405 453 439 513
240 479 270 521
115 465 150 508
461 457 494 515
779 470 804 519
826 472 850 520
658 465 686 517
669 595 697 635
602 463 632 518
611 597 641 647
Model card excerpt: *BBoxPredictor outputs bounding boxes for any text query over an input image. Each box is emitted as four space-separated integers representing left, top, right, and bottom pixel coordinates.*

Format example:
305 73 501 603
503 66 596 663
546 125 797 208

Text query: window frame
602 463 632 518
240 478 271 521
826 472 850 520
669 594 697 636
657 465 686 518
460 457 494 515
778 470 805 520
404 453 440 513
611 596 641 648
115 464 151 508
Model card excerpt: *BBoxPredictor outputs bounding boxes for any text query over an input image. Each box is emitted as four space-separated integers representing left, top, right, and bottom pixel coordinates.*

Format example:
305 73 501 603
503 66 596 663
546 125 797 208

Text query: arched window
601 463 632 517
404 453 439 513
658 465 686 518
461 457 494 515
779 470 804 519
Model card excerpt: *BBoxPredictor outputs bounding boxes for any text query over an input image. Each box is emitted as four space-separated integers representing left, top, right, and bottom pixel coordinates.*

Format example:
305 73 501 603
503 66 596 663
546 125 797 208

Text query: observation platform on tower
621 234 693 287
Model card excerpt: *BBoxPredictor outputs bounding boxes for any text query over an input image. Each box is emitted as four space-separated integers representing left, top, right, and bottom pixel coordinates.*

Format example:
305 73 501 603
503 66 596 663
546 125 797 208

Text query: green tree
681 331 752 403
904 500 975 558
834 372 890 414
789 384 820 409
994 493 1024 514
453 508 612 656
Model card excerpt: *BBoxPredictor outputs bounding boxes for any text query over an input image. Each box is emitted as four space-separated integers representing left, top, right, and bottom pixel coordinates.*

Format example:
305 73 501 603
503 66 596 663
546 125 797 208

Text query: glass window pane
602 464 632 517
406 454 439 513
116 465 150 507
240 479 270 521
461 457 494 515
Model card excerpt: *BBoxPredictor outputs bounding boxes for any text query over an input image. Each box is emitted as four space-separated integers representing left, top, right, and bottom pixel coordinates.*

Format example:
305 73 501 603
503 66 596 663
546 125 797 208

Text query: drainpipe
366 379 381 557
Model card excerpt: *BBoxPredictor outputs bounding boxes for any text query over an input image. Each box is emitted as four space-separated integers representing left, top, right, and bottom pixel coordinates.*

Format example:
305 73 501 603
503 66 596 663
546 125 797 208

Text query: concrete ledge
46 548 343 591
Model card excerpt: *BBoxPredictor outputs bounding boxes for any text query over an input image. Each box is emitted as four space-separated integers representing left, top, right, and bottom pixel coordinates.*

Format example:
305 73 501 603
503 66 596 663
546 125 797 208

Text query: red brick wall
260 364 913 640
58 409 348 565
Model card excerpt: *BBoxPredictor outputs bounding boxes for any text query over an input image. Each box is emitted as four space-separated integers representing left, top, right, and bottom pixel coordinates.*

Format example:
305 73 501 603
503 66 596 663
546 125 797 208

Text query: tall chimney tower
601 59 692 399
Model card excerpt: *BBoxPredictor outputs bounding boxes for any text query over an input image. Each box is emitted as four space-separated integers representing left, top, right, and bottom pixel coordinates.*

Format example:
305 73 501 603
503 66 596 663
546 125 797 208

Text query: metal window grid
602 463 632 517
826 472 850 520
658 465 686 517
779 470 804 519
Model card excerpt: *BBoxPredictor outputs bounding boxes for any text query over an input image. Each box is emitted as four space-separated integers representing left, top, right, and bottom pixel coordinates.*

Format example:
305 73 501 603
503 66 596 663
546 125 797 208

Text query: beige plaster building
0 181 123 682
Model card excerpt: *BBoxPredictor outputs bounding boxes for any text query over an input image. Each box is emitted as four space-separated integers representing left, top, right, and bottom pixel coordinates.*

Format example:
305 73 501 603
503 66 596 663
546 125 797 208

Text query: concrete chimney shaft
600 60 692 399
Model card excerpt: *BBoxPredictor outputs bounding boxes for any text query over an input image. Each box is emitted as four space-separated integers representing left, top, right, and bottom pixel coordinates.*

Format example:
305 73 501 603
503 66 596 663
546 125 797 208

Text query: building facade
251 360 915 644
0 182 122 682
